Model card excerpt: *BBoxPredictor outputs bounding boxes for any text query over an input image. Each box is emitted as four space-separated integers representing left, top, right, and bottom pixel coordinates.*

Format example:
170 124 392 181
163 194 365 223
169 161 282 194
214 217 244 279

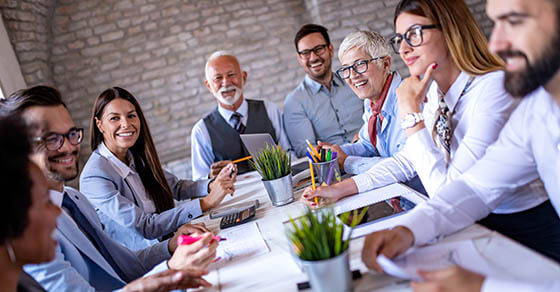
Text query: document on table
378 239 495 281
214 222 270 263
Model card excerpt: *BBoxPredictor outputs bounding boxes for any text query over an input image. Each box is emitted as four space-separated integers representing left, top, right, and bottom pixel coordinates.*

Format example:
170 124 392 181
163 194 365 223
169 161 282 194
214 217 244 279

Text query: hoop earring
6 242 16 265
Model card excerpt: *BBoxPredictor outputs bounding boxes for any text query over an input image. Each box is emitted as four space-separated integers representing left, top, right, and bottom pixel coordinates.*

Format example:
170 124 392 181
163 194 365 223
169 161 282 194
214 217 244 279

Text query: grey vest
203 99 277 174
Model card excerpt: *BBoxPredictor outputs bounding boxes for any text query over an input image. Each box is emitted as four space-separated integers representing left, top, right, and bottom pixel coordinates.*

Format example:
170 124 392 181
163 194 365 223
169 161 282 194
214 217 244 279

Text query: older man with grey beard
190 51 291 180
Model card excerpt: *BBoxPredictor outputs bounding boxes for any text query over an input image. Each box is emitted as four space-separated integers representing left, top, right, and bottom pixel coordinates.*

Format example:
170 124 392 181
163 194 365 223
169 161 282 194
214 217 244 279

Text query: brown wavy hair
90 87 174 213
394 0 504 76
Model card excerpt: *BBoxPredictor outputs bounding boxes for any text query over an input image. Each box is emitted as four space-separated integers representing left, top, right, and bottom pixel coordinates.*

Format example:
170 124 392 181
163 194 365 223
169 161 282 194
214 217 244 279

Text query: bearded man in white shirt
360 0 560 291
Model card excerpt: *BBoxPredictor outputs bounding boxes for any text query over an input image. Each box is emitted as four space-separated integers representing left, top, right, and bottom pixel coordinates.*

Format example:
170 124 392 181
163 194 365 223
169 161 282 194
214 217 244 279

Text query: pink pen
177 234 225 245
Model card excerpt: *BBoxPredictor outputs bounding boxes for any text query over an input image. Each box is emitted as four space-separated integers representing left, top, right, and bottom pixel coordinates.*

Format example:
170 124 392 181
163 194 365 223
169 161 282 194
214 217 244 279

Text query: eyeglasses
389 24 438 54
33 128 84 151
297 44 328 59
336 57 386 79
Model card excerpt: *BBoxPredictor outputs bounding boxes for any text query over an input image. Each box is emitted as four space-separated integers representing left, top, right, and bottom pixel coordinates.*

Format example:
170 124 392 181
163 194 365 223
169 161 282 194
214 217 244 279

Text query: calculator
219 205 256 229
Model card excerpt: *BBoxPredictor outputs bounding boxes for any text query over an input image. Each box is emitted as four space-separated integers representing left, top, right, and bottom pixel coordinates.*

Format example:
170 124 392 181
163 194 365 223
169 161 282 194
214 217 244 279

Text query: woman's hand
201 164 236 211
299 179 359 207
317 141 348 171
396 63 437 119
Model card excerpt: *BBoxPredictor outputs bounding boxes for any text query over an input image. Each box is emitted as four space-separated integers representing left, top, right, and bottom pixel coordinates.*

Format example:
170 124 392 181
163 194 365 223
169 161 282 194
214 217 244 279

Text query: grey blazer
24 187 170 291
80 148 211 250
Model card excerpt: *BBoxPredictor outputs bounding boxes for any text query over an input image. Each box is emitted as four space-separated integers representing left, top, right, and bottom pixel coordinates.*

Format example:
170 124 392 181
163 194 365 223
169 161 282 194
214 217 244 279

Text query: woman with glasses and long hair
303 0 557 261
80 87 236 250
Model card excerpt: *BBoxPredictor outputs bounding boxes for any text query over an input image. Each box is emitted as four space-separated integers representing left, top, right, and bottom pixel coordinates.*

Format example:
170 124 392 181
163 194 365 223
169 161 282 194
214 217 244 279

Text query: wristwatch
401 112 424 129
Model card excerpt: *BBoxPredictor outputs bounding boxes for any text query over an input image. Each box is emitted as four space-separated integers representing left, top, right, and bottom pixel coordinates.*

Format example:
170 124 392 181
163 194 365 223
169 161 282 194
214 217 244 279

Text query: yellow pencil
305 139 321 161
308 159 318 205
232 155 252 164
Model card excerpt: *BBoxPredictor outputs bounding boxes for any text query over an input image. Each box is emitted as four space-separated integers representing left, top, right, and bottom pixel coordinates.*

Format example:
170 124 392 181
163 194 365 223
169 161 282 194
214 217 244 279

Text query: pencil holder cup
262 173 294 206
312 159 341 186
301 249 352 292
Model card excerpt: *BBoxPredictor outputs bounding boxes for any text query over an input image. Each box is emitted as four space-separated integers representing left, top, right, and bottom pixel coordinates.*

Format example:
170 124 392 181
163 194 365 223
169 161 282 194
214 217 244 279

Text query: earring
6 242 16 265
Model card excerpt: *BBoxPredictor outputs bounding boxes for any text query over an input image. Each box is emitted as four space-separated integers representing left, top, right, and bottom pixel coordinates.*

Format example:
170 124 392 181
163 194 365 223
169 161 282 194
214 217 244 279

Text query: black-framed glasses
298 44 328 58
389 24 438 54
336 57 386 79
33 128 83 151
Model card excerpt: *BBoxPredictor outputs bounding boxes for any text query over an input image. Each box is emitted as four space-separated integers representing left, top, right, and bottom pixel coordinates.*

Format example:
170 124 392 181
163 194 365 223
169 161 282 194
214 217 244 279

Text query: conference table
192 168 560 291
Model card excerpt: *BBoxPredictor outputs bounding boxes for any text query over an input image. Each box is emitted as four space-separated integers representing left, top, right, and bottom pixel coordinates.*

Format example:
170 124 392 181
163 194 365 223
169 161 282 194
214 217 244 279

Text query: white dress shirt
396 87 560 291
352 71 547 214
190 98 291 180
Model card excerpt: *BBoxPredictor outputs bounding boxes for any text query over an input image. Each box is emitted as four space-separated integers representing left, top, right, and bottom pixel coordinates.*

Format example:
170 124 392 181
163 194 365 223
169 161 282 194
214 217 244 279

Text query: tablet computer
333 183 426 238
337 196 416 227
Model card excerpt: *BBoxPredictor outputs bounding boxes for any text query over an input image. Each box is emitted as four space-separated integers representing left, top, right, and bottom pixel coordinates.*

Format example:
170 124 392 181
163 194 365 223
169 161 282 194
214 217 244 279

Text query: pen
177 235 226 245
320 148 326 162
232 156 252 164
326 149 332 161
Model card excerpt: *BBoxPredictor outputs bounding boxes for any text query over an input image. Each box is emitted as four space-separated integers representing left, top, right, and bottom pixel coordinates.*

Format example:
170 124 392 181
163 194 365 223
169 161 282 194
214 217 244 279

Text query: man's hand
361 226 414 271
168 223 211 253
201 164 236 212
317 141 348 171
411 266 484 292
123 268 211 292
168 232 219 271
209 160 233 178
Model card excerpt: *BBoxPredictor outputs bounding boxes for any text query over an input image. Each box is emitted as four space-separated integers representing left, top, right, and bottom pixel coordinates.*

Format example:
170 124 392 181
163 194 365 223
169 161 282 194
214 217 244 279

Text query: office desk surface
193 171 560 291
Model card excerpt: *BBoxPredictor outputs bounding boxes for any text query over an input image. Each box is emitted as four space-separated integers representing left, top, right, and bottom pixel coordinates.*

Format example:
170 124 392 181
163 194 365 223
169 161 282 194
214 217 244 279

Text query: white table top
193 170 560 291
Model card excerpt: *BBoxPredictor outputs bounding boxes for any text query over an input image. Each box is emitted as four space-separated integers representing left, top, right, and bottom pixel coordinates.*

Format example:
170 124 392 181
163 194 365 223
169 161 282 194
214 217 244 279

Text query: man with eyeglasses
361 0 560 291
0 86 218 291
283 24 364 158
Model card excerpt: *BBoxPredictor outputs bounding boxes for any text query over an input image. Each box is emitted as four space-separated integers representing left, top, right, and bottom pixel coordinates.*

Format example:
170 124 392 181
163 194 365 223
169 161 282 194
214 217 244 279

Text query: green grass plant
286 207 368 261
250 143 291 181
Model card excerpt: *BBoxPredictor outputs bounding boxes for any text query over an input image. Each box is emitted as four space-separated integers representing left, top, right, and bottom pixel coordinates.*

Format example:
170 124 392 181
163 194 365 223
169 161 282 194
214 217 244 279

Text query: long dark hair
90 87 174 213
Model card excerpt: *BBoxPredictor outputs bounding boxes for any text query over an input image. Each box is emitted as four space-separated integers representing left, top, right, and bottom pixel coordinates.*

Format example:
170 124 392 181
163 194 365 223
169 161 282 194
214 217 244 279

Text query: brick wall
1 0 491 180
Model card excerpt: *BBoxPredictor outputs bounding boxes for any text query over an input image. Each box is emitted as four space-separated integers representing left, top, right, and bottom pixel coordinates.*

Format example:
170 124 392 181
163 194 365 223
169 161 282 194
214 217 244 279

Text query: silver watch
401 113 424 129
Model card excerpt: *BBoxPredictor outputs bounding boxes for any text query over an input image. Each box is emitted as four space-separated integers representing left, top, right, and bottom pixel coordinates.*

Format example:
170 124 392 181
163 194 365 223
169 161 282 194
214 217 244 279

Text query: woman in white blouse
80 87 235 250
302 0 550 250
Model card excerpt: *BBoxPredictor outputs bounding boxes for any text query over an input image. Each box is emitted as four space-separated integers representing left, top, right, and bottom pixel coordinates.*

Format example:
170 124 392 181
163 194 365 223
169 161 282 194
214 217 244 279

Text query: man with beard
360 0 560 291
191 51 291 180
284 24 364 157
0 86 218 291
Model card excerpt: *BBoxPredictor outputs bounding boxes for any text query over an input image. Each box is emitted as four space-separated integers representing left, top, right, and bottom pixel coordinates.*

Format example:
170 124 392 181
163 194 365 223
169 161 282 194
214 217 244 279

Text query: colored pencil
232 156 252 164
308 159 318 205
305 139 321 161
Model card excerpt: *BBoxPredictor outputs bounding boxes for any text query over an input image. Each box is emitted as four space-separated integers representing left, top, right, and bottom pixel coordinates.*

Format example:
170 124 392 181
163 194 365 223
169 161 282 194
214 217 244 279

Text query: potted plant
285 207 368 292
250 144 294 206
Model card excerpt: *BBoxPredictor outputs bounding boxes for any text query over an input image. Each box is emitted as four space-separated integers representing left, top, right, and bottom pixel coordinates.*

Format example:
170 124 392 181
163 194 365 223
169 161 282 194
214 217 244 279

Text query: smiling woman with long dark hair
80 87 235 250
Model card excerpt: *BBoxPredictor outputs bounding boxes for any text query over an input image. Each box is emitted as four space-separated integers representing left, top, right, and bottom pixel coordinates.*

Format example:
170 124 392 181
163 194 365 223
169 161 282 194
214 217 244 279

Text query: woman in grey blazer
80 87 236 250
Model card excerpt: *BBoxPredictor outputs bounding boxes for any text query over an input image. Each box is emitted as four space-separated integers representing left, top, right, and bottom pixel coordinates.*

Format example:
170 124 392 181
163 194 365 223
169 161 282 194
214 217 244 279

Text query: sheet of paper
213 222 270 264
378 239 495 281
